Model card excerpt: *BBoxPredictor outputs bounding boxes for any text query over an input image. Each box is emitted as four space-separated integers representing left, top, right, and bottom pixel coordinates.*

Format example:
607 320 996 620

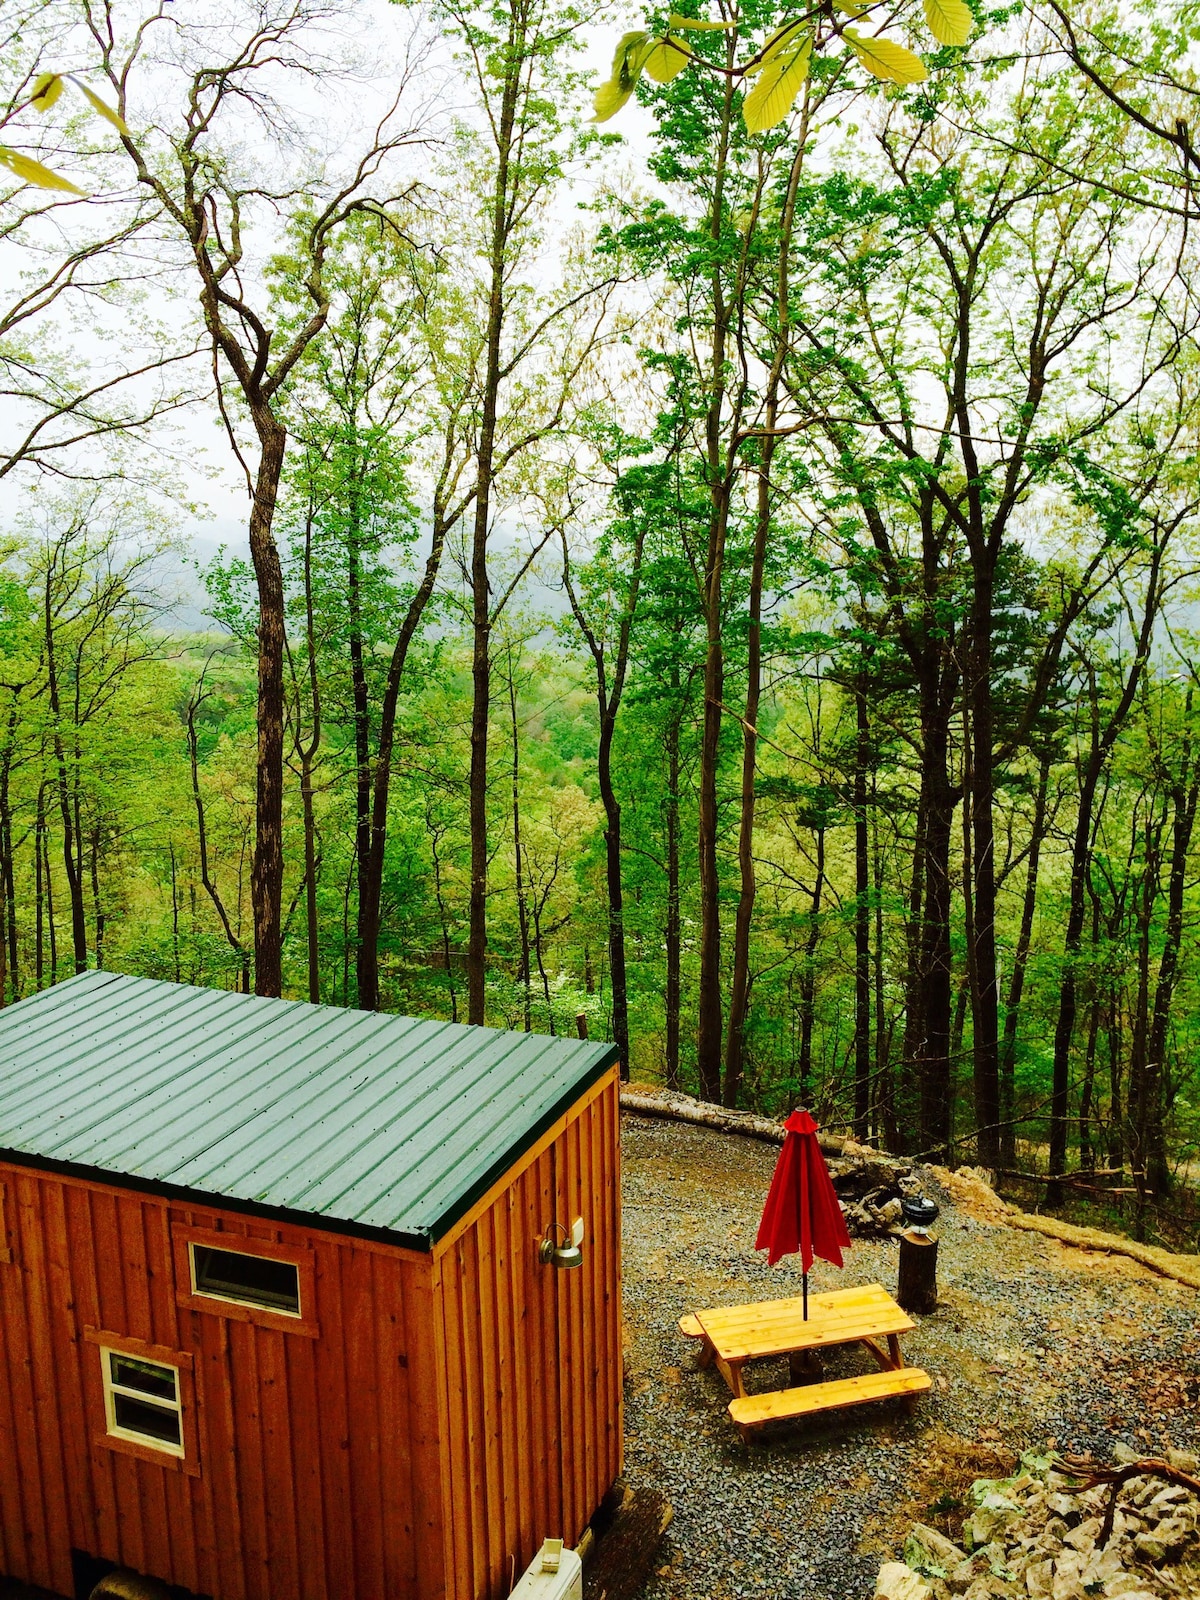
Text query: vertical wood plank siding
0 1164 443 1600
432 1069 623 1600
0 1068 621 1600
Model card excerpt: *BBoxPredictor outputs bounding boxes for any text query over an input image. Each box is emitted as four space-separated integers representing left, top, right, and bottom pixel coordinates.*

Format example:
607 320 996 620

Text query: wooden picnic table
680 1282 932 1439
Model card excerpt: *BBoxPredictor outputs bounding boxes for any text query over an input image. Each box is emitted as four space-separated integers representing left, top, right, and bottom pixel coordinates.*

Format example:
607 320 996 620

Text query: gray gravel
619 1114 1200 1600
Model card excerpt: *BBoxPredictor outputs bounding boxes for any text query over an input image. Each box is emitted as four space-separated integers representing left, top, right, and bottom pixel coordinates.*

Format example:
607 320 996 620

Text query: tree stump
584 1480 673 1600
897 1229 938 1315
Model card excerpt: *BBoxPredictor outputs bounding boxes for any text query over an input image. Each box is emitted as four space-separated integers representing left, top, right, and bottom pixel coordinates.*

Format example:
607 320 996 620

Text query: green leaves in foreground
592 1 974 134
595 29 694 119
1 72 130 197
743 28 813 135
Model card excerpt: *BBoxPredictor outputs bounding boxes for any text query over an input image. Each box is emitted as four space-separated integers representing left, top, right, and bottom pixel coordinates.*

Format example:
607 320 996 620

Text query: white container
508 1541 583 1600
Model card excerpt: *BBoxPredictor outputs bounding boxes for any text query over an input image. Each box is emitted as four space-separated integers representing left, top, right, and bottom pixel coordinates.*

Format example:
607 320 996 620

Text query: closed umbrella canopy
755 1110 852 1279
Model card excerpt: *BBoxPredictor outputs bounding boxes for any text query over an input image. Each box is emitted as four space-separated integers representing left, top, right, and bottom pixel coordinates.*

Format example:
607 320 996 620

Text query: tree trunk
90 824 104 969
1138 705 1198 1196
598 711 629 1073
873 770 894 1149
301 754 320 1003
347 505 374 1004
1048 564 1161 1207
507 647 532 1032
853 674 872 1136
0 721 16 1002
695 70 737 1105
170 843 181 984
723 136 807 1107
796 826 826 1104
999 752 1051 1167
966 565 1002 1167
465 21 523 1028
355 503 449 1012
35 783 45 988
911 672 957 1159
43 573 86 975
897 1231 938 1315
247 406 289 998
665 699 682 1092
43 797 58 985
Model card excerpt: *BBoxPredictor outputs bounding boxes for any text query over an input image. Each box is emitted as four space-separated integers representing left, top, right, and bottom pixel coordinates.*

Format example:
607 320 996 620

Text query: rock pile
874 1450 1200 1600
830 1151 928 1240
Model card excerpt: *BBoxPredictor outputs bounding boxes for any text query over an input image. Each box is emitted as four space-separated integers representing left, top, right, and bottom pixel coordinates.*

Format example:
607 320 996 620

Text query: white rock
1062 1517 1099 1554
1079 1545 1123 1588
875 1561 933 1600
906 1523 968 1575
1149 1484 1190 1509
1024 1558 1053 1597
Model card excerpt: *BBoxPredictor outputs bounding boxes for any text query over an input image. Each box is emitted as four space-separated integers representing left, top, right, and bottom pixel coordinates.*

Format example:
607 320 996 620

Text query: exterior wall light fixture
539 1216 585 1270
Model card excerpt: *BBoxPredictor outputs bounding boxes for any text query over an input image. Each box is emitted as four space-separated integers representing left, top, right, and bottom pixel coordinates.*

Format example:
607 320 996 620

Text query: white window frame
100 1346 184 1459
188 1240 303 1318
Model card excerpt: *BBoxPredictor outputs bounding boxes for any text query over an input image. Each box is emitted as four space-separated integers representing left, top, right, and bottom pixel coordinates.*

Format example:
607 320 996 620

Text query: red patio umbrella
755 1109 852 1318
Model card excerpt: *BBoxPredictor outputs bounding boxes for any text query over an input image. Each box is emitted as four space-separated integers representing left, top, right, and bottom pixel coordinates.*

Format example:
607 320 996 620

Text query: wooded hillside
4 0 1200 1238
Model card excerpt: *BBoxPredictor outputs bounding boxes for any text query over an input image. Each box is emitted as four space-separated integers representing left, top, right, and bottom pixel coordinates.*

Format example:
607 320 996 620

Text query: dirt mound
927 1165 1012 1226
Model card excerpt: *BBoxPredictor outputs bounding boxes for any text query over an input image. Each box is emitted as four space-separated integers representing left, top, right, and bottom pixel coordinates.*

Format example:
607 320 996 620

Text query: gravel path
620 1114 1200 1600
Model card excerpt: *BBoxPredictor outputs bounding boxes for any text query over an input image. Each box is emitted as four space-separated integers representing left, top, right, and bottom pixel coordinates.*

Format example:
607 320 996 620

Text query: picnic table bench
680 1282 931 1440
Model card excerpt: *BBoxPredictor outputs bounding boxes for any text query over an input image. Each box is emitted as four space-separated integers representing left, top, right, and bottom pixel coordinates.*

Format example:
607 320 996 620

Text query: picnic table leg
715 1356 747 1398
859 1337 893 1373
696 1337 715 1369
887 1333 903 1370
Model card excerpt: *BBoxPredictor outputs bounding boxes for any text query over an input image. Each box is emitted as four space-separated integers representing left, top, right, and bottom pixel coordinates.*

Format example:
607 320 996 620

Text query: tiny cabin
0 971 623 1600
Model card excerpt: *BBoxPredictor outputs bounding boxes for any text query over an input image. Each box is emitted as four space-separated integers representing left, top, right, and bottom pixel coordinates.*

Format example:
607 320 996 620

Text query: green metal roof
0 971 619 1250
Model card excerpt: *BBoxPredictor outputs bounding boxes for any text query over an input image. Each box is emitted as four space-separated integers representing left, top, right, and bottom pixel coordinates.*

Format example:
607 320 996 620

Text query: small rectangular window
191 1244 301 1316
101 1349 183 1457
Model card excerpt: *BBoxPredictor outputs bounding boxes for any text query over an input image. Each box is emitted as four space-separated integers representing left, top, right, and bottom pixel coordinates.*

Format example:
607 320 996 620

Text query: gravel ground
620 1114 1200 1600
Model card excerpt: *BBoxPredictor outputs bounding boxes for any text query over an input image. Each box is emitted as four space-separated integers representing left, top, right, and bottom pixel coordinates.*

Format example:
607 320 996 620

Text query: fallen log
583 1481 672 1600
619 1088 846 1156
1007 1210 1200 1290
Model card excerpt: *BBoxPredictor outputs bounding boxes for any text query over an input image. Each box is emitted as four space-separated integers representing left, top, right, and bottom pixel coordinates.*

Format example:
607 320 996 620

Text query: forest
3 0 1200 1240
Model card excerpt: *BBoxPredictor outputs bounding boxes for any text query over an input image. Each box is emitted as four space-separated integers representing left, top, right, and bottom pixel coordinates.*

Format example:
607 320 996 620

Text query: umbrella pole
803 1271 808 1321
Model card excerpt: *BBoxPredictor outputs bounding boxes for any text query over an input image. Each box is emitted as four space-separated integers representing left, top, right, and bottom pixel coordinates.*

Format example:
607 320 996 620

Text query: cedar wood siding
431 1068 623 1600
0 1165 442 1600
0 1065 621 1600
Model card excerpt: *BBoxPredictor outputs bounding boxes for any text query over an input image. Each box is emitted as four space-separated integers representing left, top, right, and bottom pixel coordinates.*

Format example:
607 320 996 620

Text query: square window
191 1244 301 1316
101 1348 183 1457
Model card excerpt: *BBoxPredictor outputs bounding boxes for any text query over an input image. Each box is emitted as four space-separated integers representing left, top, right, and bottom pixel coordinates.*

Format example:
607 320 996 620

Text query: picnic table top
693 1281 914 1363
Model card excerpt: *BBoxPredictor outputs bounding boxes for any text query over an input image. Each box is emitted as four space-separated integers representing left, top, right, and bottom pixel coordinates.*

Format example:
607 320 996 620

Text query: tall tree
91 0 427 995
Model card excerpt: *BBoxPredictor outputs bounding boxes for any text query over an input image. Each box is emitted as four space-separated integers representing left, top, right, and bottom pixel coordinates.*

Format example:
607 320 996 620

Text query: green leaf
833 0 868 15
610 31 650 86
643 37 692 84
742 32 812 132
923 0 973 46
668 12 738 28
30 73 64 111
0 144 86 194
593 77 635 121
70 78 130 136
844 30 928 84
744 18 811 77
